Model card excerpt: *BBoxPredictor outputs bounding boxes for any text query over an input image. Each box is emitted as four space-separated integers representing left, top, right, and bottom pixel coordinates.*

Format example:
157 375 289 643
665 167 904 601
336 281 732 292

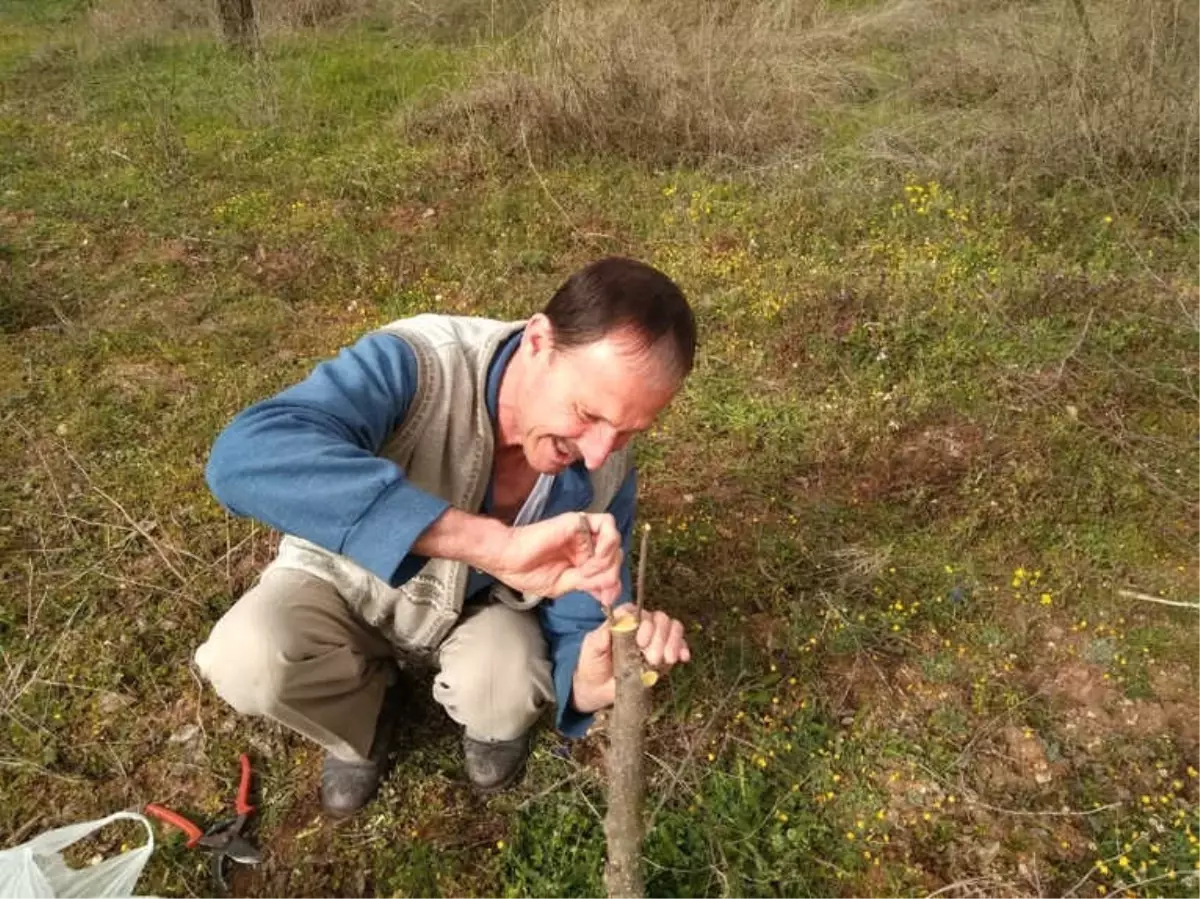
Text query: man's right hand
487 512 624 605
413 508 625 606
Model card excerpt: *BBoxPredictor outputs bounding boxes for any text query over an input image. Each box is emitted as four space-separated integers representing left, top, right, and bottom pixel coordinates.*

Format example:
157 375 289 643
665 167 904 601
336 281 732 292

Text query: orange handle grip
144 803 203 847
235 753 254 817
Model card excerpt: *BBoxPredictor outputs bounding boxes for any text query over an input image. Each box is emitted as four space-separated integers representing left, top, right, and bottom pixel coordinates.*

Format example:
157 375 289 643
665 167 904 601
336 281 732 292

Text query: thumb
579 616 613 665
573 513 596 562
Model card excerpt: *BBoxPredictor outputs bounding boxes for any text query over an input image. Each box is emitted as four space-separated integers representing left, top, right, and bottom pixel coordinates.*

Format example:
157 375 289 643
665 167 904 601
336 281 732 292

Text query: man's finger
661 618 687 667
586 513 622 562
576 541 621 578
562 567 621 606
640 610 672 667
574 513 596 559
635 613 654 649
593 583 620 607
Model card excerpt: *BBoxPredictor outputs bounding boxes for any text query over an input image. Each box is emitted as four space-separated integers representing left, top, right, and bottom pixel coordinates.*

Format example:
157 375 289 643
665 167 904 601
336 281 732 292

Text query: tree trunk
216 0 259 57
603 525 652 899
603 623 647 899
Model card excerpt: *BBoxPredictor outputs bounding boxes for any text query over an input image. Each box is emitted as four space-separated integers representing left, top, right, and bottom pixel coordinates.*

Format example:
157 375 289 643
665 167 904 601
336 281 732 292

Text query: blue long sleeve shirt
206 328 633 738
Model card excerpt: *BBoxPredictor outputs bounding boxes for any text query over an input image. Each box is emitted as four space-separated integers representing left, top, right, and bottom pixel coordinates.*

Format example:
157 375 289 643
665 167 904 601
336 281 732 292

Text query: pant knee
435 633 552 741
195 616 291 718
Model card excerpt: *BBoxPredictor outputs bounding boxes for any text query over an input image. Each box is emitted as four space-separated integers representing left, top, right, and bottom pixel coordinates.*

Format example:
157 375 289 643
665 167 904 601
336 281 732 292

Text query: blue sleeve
205 331 451 586
540 468 637 739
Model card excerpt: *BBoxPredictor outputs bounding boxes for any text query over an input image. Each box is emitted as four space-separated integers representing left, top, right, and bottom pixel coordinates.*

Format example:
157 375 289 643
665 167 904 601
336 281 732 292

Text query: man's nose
578 423 618 470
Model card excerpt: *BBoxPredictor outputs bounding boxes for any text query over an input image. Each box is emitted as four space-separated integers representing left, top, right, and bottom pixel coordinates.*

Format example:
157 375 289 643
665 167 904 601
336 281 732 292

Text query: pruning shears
145 753 262 890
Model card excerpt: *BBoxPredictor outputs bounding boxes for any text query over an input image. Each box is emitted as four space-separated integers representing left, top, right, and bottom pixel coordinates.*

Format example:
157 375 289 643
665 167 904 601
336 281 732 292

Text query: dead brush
83 0 546 44
414 0 1198 206
411 0 858 165
863 0 1199 213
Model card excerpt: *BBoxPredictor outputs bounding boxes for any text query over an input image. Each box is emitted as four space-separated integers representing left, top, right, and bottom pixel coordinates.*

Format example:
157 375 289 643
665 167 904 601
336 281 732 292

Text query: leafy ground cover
1 1 1196 896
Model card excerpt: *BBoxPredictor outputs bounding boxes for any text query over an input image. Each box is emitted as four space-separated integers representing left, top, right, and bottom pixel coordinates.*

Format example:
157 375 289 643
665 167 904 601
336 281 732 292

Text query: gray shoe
463 732 530 793
320 686 401 818
320 754 385 819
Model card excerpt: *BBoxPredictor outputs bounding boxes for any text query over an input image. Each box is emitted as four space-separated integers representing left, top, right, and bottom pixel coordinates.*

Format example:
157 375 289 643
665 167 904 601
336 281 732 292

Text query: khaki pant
194 567 554 762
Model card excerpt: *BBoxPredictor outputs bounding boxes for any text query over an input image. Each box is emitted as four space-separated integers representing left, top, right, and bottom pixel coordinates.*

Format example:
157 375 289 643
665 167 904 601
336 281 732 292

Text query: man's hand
413 508 624 606
571 605 691 714
486 512 624 606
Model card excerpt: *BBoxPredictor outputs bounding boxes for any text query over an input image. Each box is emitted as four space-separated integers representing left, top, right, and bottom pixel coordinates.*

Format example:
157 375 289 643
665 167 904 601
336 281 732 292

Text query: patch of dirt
824 653 906 723
381 202 442 233
978 726 1062 792
882 768 946 818
852 420 984 504
152 237 212 269
1151 666 1200 754
245 245 322 299
237 767 327 897
101 359 192 401
1039 659 1198 756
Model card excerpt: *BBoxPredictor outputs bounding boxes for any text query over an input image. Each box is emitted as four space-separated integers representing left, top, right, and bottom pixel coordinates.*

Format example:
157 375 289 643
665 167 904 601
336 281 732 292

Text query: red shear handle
144 803 203 847
235 752 255 817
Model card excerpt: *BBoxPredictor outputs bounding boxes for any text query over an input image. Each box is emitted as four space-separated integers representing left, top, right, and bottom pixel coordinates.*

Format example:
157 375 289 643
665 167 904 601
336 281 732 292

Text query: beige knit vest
266 314 632 653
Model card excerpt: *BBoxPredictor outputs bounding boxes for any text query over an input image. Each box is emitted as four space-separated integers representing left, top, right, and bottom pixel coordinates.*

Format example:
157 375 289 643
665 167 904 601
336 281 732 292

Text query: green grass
1 1 1197 896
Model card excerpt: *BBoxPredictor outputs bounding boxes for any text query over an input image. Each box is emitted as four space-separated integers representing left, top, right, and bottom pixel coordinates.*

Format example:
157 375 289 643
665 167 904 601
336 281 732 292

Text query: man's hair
542 257 696 379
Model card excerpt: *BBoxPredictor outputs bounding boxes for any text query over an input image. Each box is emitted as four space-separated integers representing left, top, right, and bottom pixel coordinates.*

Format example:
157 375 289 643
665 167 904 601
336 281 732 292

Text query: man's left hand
570 605 691 714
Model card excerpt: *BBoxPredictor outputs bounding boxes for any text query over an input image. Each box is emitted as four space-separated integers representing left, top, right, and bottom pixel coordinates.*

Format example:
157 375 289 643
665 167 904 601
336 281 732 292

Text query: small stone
168 724 200 745
97 692 131 715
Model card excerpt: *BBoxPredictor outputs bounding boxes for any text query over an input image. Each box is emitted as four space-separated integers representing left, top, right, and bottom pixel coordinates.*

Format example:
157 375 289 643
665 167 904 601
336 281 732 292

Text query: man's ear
525 313 555 359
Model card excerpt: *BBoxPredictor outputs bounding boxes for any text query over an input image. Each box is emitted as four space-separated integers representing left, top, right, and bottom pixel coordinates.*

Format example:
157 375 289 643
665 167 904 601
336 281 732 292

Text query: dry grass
78 0 1199 206
418 0 1198 204
83 0 546 45
878 0 1200 205
414 0 855 165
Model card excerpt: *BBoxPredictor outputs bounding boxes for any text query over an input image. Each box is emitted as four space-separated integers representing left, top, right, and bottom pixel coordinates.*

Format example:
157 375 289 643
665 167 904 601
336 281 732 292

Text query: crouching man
194 257 695 817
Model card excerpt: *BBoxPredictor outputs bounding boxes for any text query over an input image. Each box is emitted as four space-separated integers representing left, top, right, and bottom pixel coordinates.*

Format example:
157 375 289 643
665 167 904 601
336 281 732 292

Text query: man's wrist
570 673 614 715
413 507 510 573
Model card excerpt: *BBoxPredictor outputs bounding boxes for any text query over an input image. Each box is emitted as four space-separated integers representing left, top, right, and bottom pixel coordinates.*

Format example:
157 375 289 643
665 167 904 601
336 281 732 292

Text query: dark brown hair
542 257 696 378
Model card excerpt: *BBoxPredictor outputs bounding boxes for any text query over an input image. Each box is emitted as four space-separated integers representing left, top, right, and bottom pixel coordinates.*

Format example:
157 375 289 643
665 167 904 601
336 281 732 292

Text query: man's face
516 321 680 474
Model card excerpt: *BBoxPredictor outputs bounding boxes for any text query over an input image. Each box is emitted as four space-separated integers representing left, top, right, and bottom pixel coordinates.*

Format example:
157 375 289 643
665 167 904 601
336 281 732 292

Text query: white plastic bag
0 811 155 898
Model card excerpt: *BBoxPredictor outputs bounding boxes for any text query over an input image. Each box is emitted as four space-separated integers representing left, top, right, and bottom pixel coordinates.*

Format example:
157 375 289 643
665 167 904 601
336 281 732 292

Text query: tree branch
604 524 652 898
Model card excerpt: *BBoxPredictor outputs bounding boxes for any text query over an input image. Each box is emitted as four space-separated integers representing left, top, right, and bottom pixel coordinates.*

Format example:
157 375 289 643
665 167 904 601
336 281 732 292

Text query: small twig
1102 872 1184 898
0 758 87 783
25 557 34 630
189 666 210 748
635 524 650 616
7 814 45 846
105 742 129 780
964 797 1123 818
648 668 747 825
574 779 603 822
12 419 80 542
518 125 611 246
57 441 190 585
951 685 1051 770
643 750 699 805
0 597 88 718
1117 588 1200 610
1032 307 1095 398
924 876 1005 898
1063 834 1150 897
517 769 586 811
